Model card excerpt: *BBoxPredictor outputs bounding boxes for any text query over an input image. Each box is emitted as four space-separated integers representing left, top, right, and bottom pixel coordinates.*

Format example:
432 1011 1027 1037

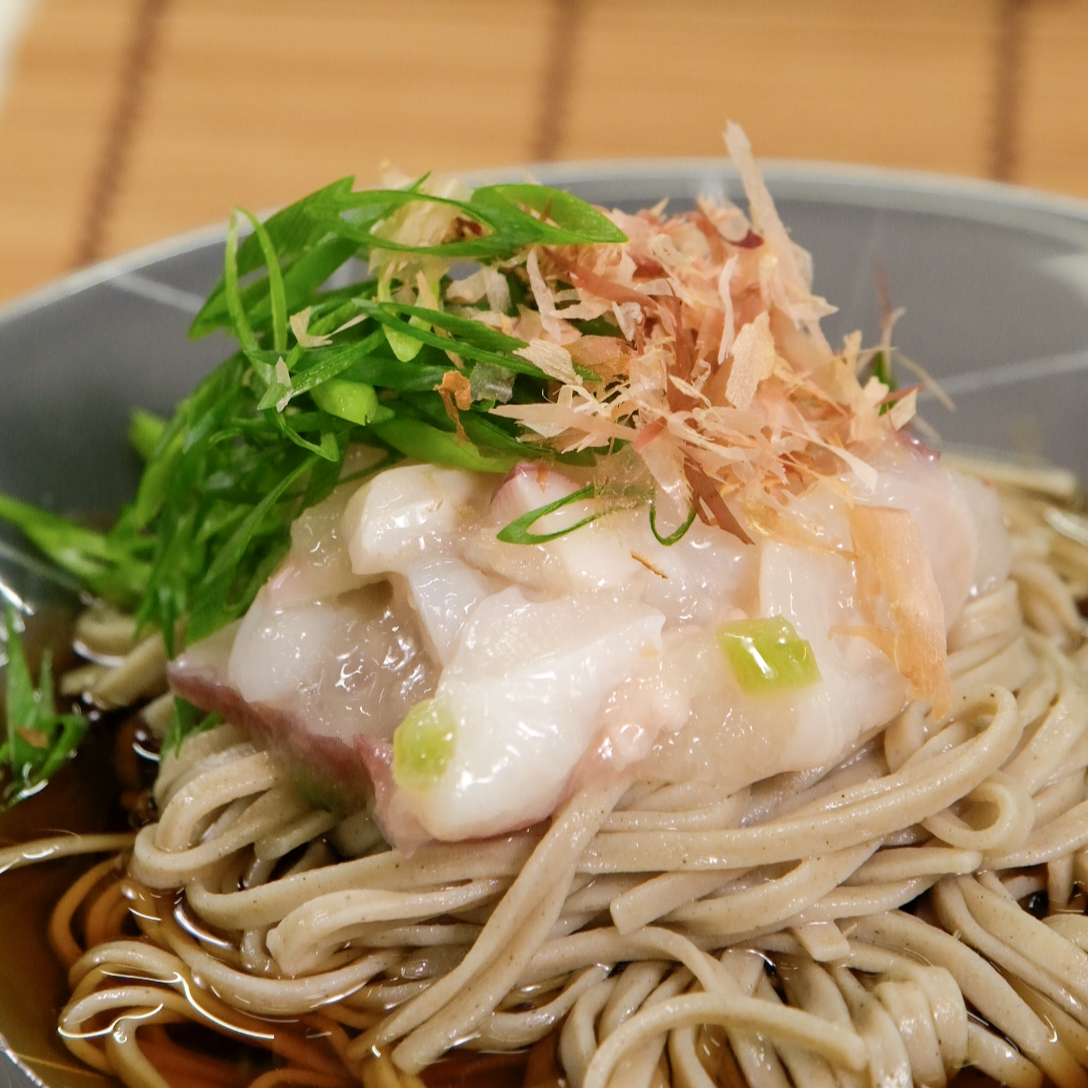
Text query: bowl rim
4 157 1088 329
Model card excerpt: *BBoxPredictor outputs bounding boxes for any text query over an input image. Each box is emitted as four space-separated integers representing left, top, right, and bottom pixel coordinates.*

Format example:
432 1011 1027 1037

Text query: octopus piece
170 441 1009 849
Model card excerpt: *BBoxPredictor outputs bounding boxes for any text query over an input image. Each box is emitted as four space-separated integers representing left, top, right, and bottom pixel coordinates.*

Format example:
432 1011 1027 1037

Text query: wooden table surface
0 0 1084 301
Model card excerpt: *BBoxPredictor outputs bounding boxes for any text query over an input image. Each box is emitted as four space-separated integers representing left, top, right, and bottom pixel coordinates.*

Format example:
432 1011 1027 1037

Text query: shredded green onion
0 174 635 779
496 486 602 545
128 409 168 462
1 608 87 810
649 501 697 546
871 349 896 414
311 379 394 427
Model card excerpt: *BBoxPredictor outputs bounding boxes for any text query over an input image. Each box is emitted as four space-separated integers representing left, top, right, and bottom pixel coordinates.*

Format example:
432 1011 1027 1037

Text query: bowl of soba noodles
4 124 1088 1088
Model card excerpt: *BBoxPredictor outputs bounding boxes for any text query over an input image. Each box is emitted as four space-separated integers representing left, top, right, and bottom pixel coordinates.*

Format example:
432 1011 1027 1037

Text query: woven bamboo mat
0 0 1084 301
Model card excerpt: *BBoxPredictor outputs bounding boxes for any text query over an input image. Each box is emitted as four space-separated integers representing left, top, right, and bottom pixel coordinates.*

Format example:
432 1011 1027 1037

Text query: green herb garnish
161 696 220 756
871 349 897 415
0 492 150 604
649 501 697 546
494 478 659 545
128 409 168 462
0 176 632 775
1 608 86 810
496 486 600 545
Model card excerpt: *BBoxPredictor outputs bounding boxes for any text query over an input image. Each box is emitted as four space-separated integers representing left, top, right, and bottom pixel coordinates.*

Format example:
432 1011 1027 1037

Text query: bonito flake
359 124 936 544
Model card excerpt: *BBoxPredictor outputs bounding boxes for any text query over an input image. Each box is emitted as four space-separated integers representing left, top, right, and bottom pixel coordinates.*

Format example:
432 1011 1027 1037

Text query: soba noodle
3 476 1088 1088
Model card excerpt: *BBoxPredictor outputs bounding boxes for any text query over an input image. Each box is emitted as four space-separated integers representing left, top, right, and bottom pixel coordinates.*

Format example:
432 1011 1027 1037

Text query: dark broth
0 616 1017 1088
0 693 125 1088
0 614 534 1088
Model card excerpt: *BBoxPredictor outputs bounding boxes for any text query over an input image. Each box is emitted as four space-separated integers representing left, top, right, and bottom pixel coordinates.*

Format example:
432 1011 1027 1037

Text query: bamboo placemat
0 0 1084 301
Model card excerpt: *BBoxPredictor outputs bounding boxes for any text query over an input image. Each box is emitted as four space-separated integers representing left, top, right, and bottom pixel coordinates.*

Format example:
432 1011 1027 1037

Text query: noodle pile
4 474 1088 1088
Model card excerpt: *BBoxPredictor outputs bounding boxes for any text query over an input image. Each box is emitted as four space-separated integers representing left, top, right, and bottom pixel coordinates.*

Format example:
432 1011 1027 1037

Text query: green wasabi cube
392 698 456 790
717 616 821 694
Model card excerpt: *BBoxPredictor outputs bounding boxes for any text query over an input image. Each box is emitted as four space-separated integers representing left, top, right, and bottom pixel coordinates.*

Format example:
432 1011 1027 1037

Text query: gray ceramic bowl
2 162 1088 1088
